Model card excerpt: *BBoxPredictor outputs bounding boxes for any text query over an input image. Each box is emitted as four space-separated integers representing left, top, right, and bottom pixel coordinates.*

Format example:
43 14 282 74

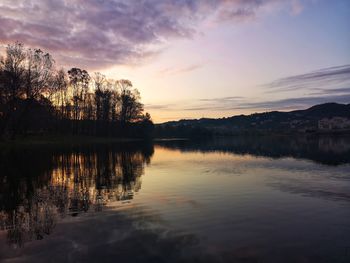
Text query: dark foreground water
0 136 350 263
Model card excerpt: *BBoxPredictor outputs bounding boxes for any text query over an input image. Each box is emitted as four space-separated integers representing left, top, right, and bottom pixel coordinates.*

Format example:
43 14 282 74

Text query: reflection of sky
140 147 350 259
1 1 349 122
1 146 350 262
142 147 350 208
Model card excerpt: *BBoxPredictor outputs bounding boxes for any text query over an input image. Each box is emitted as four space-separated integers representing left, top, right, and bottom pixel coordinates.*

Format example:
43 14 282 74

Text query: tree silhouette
0 42 153 139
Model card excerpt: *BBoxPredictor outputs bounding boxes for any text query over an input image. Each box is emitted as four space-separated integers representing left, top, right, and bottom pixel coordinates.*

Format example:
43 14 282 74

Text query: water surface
1 136 350 262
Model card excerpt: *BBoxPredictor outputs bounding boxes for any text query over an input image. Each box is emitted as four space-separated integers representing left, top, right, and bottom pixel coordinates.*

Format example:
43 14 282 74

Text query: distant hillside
155 103 350 137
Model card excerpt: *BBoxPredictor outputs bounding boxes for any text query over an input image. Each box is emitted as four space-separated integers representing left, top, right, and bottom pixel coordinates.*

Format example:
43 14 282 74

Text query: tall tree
117 79 144 124
0 42 153 139
52 68 68 119
0 42 26 102
68 68 90 121
0 43 26 137
24 48 55 100
93 72 106 122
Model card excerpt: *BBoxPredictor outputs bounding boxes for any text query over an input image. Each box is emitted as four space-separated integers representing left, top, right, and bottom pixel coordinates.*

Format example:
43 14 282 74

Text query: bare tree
0 43 26 137
24 48 55 100
93 72 107 122
68 68 90 121
1 42 26 102
0 42 153 138
52 68 68 119
117 79 144 123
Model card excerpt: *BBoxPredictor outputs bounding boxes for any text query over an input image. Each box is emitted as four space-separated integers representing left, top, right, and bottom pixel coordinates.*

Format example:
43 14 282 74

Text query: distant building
318 117 350 130
289 120 312 131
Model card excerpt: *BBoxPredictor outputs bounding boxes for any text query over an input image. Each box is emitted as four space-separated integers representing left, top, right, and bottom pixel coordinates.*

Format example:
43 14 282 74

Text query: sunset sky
0 0 349 122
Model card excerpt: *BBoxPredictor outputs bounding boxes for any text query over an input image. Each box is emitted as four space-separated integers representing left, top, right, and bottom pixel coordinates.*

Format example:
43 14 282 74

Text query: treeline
0 42 153 139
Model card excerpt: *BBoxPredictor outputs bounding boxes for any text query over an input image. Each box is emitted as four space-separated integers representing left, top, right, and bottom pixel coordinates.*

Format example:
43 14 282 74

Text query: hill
155 103 350 137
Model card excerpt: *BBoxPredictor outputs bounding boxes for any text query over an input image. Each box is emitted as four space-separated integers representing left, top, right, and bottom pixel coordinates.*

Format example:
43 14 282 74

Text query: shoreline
0 135 147 148
2 132 350 148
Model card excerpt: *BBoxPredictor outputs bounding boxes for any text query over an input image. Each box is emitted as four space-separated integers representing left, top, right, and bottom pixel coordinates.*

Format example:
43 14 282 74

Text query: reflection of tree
157 135 350 166
0 143 153 246
5 189 57 247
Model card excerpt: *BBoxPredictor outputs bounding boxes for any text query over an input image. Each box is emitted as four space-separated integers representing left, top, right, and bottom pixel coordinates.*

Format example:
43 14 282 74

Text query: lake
1 136 350 262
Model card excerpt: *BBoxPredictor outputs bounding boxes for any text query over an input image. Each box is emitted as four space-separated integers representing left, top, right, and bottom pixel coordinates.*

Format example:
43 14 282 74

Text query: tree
117 79 144 123
52 68 68 119
24 48 55 100
93 72 107 122
68 68 90 121
1 42 26 102
0 43 26 137
0 42 153 139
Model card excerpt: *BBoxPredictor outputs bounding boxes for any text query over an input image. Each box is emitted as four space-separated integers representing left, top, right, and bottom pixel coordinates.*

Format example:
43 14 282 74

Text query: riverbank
0 135 146 148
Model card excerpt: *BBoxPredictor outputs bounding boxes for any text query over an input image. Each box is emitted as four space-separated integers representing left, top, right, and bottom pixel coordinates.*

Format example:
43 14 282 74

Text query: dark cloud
182 93 350 111
266 65 350 92
308 87 350 96
146 64 350 114
145 104 173 110
0 0 289 69
232 94 350 110
147 85 350 113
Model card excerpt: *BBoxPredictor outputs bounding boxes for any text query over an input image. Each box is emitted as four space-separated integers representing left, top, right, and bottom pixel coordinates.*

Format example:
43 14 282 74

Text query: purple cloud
0 0 297 69
146 64 350 114
265 65 350 92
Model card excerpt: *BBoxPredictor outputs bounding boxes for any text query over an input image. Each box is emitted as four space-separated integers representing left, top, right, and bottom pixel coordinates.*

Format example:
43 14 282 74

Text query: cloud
146 64 350 121
308 87 350 96
265 64 350 92
168 93 349 113
232 94 350 110
158 63 204 76
291 0 304 15
145 104 174 110
146 63 350 119
0 0 303 69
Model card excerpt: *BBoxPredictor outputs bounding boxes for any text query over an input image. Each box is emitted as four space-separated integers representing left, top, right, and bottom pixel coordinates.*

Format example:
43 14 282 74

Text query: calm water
1 136 350 263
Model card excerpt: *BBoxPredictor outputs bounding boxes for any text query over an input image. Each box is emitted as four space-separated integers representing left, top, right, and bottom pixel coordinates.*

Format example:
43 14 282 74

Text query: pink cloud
0 0 305 69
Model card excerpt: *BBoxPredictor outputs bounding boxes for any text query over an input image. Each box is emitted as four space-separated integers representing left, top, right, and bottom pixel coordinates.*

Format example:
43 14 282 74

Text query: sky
0 0 349 123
